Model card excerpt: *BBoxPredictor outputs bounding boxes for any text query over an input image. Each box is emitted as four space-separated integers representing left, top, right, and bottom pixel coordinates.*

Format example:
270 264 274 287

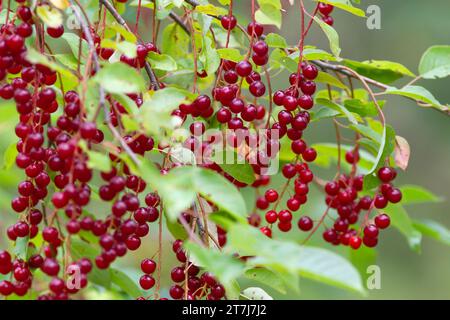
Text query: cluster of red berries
322 150 400 249
137 240 226 300
318 2 335 26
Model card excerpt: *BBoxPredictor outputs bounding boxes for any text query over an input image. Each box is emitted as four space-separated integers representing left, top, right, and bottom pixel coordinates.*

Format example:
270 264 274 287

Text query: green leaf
195 4 228 16
255 0 282 29
87 151 112 172
313 16 341 58
108 23 138 43
194 168 248 222
413 219 450 247
199 36 220 75
2 142 18 170
26 48 78 84
316 72 348 89
227 224 365 294
93 62 146 94
157 169 196 221
14 236 29 260
363 125 396 190
111 93 139 115
110 268 143 298
78 141 112 172
217 48 244 63
140 87 194 137
313 0 366 17
100 39 137 58
241 287 273 300
344 99 384 117
81 79 100 119
399 185 442 205
419 45 450 79
344 59 415 84
36 4 63 27
384 85 442 109
302 48 336 61
161 23 190 59
384 204 422 252
264 33 287 48
212 151 255 184
160 167 247 222
348 123 381 143
244 268 286 294
316 98 357 124
147 52 177 71
61 33 89 59
185 242 245 300
310 106 341 122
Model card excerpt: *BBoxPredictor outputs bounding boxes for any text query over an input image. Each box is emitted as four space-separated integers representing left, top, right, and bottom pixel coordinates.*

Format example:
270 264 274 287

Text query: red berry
318 3 334 16
221 15 237 30
375 214 391 229
265 210 278 224
387 188 402 203
298 216 313 231
377 167 396 183
47 25 65 38
236 61 252 77
264 189 279 203
247 22 264 37
139 274 155 290
349 236 362 249
141 259 156 274
364 224 379 238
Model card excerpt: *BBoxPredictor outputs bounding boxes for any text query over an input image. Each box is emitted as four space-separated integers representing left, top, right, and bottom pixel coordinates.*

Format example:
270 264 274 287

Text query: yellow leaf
36 5 63 28
49 0 70 10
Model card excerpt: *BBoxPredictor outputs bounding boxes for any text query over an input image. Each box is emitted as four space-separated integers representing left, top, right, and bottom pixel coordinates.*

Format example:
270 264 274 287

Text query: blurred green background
0 0 449 300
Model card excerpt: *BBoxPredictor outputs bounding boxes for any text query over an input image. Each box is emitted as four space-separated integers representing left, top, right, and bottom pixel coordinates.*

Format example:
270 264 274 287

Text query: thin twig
100 0 160 89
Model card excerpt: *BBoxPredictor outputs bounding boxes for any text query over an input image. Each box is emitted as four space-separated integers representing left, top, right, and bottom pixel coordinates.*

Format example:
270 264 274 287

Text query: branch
162 1 450 117
100 0 160 90
71 2 142 166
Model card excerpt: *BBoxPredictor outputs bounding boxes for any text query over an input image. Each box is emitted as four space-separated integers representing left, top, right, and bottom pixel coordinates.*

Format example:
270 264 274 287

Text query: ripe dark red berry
298 216 313 231
221 15 237 30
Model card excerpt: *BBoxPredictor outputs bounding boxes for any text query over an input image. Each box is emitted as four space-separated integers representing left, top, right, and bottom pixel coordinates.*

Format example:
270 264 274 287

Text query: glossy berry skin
236 61 252 77
364 224 379 238
298 216 313 231
349 236 362 249
47 25 65 38
265 210 278 224
318 3 334 15
278 210 292 223
322 15 334 26
302 65 318 80
253 41 269 56
377 167 396 183
221 15 237 30
141 259 156 274
139 275 155 290
247 22 264 37
374 194 388 209
387 188 402 203
264 189 279 203
375 214 391 229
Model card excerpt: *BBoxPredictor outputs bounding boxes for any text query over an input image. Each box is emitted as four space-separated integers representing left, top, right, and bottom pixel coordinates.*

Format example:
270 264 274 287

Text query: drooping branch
99 0 160 90
160 5 450 117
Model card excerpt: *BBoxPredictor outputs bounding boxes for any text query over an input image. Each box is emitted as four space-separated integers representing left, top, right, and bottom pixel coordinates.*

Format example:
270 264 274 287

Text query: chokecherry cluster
0 0 408 301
